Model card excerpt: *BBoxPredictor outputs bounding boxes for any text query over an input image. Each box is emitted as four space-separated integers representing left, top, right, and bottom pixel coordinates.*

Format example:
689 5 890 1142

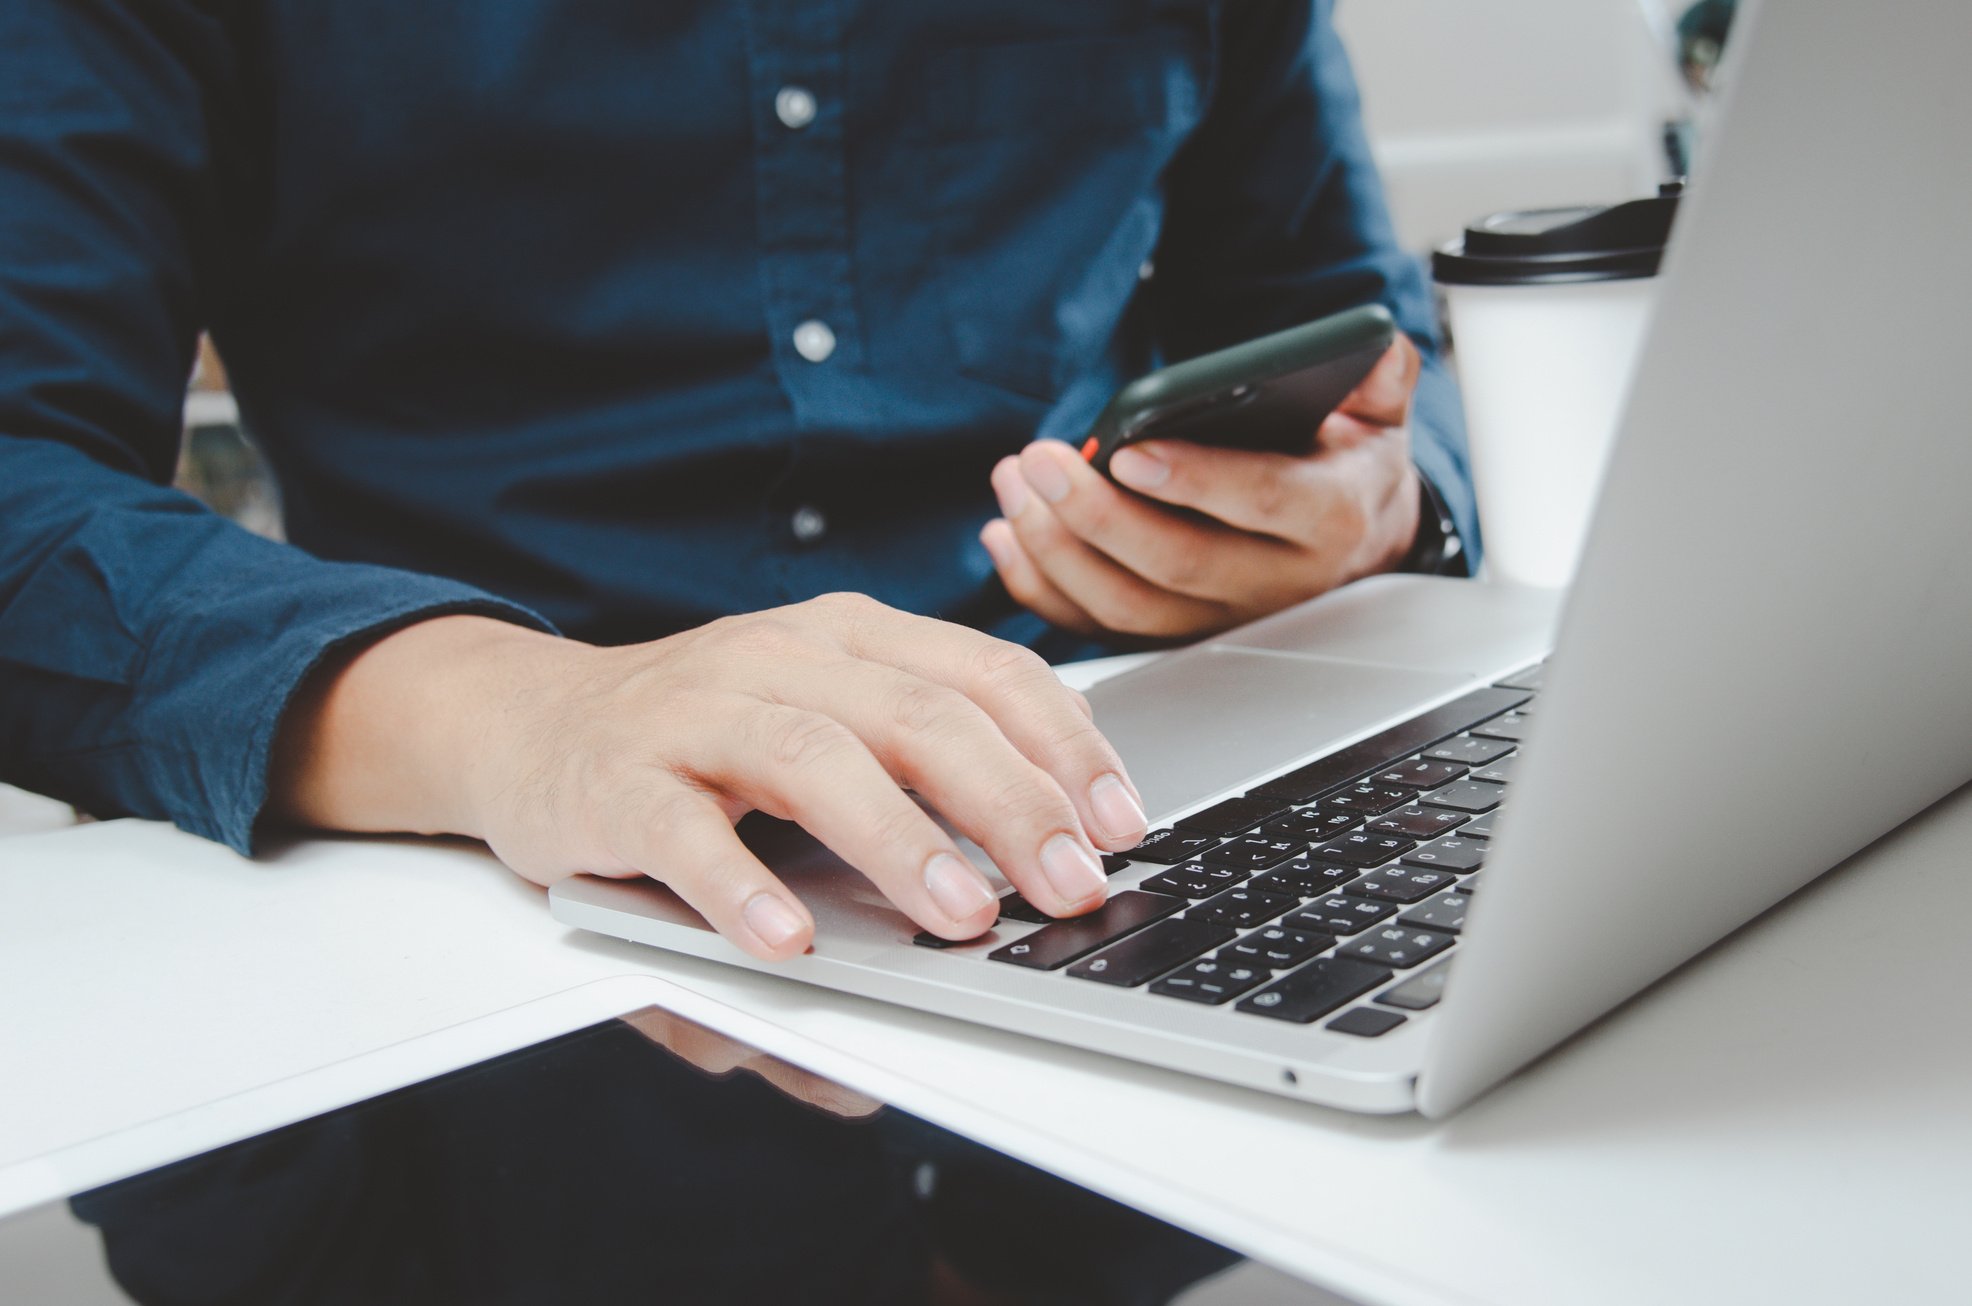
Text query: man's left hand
982 334 1425 641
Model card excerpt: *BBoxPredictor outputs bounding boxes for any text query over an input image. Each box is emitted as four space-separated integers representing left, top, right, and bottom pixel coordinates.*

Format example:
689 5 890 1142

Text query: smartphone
1078 303 1397 478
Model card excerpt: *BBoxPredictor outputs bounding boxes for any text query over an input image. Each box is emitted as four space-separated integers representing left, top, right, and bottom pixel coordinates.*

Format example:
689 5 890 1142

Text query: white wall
1337 0 1683 249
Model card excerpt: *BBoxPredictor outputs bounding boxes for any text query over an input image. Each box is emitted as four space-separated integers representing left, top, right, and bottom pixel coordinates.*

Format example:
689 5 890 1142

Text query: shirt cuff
136 566 554 857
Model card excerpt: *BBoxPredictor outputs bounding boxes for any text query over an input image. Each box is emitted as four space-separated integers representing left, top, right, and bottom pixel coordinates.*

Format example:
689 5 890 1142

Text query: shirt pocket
913 30 1209 401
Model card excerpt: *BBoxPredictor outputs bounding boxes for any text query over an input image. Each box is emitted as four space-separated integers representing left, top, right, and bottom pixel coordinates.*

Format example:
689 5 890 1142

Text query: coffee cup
1434 183 1682 588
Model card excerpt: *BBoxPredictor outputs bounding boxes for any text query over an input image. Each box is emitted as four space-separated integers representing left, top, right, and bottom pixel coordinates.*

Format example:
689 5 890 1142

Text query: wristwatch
1399 469 1465 576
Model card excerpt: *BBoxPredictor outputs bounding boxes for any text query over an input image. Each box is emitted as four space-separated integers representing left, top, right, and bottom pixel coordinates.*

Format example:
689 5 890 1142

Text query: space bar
1248 685 1532 803
986 892 1183 971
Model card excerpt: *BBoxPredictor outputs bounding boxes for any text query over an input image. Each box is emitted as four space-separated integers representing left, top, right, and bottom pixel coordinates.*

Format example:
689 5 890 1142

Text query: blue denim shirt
0 0 1477 853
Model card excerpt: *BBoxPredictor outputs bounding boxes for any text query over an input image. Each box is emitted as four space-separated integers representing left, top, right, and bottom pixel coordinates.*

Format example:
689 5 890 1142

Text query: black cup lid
1433 180 1684 286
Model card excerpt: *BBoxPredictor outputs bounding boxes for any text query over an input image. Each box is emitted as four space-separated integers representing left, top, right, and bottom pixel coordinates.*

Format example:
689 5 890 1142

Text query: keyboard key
1245 685 1535 803
914 930 985 949
1137 863 1249 898
1375 958 1452 1010
1419 780 1507 814
987 892 1183 971
1152 957 1271 1004
1471 712 1531 742
1369 805 1469 839
996 893 1053 924
1459 875 1484 894
1068 918 1235 987
1259 807 1361 842
1373 758 1469 790
1188 887 1298 929
1248 859 1359 898
1313 831 1417 867
1327 1007 1407 1037
1397 890 1471 932
1349 866 1458 903
1199 835 1307 872
1100 855 1133 876
1461 815 1497 840
1494 664 1544 691
1322 783 1414 815
1402 837 1486 873
1341 926 1455 969
1128 829 1223 864
1471 754 1518 785
1174 796 1289 836
1223 925 1334 970
1425 735 1514 766
1237 957 1392 1023
1286 894 1397 935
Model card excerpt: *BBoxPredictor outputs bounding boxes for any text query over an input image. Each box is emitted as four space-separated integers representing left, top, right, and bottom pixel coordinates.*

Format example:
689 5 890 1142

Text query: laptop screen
1 1004 1328 1304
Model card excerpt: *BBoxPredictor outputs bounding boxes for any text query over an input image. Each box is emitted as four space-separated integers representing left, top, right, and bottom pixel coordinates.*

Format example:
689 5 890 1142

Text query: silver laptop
553 0 1972 1116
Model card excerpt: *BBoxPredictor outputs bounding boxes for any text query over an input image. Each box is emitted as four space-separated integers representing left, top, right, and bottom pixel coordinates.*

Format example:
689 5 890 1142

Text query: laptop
552 0 1972 1116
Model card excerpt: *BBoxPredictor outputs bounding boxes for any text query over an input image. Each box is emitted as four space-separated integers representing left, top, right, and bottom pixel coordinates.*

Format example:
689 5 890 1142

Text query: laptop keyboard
915 663 1545 1039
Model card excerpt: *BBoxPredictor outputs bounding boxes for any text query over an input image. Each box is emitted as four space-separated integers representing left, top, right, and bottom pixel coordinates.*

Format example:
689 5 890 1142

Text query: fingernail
924 852 997 921
992 460 1029 517
1110 445 1169 490
742 892 804 950
1021 446 1072 504
1089 773 1147 844
1039 833 1106 907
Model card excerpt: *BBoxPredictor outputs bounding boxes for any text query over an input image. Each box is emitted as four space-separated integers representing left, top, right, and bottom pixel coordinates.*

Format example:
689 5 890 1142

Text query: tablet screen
0 1004 1332 1305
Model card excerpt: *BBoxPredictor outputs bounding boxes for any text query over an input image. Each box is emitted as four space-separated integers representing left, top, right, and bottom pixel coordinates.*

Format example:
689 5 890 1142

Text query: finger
1000 467 1233 639
706 704 1015 937
980 516 1102 635
604 782 818 962
807 588 1150 853
792 658 1114 915
1109 437 1321 538
1327 332 1422 438
1110 423 1419 549
1015 439 1305 602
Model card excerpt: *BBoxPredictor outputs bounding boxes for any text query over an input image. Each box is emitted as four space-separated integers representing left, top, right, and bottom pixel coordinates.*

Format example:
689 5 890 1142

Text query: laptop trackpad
1084 647 1472 822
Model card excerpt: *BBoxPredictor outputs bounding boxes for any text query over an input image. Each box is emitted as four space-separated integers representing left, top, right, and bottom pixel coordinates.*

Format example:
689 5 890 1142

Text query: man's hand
271 596 1148 959
982 334 1425 640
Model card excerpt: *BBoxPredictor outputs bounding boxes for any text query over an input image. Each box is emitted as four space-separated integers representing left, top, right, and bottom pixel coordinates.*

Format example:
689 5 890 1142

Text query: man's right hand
270 593 1148 959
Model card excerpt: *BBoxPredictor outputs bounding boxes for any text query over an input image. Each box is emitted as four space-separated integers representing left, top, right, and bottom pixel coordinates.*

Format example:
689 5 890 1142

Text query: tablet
0 976 1330 1304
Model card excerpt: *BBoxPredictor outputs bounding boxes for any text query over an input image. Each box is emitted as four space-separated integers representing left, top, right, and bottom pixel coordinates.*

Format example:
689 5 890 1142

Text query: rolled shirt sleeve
1148 0 1482 569
0 2 547 852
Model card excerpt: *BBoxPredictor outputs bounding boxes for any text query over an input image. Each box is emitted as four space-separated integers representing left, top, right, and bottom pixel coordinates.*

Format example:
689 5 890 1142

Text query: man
0 2 1475 961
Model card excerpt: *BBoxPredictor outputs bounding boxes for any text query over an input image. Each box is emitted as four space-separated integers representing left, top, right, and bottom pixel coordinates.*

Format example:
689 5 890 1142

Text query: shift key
987 892 1184 971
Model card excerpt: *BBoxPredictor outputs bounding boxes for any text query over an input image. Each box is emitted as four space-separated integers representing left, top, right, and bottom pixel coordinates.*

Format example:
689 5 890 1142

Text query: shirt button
775 85 818 130
790 505 828 543
792 319 836 363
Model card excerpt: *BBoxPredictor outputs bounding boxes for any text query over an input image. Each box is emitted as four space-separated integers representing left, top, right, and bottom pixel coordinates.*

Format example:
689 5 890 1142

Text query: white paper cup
1434 189 1681 588
1442 277 1657 588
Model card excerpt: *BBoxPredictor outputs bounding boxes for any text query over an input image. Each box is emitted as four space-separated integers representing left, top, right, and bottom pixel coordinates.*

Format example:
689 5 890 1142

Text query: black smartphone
1078 304 1397 478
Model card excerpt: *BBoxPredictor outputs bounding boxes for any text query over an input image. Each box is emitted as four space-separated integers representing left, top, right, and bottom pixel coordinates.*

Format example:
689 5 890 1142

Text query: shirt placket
741 0 860 562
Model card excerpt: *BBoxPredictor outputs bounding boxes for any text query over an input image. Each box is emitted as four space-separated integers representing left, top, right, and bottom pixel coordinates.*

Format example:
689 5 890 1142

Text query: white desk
3 695 1968 1306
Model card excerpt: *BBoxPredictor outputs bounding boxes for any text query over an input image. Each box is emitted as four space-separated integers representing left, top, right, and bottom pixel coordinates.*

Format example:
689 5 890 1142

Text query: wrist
1361 461 1425 579
271 614 575 840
